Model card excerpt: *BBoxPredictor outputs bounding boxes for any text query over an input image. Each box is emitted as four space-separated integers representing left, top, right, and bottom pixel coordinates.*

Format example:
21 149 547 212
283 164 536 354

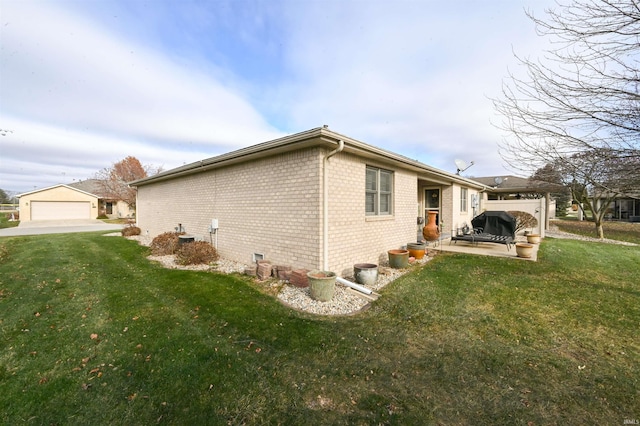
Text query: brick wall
325 152 417 276
136 148 323 269
449 187 483 233
417 183 484 240
137 146 420 275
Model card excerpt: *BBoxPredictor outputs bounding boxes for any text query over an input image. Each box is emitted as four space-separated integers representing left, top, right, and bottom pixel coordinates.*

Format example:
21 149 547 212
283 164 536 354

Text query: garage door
31 201 91 220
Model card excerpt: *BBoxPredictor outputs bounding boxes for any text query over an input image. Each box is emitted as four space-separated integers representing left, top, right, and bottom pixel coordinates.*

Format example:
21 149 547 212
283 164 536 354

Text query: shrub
175 241 219 265
121 226 141 237
4 211 19 220
150 232 183 256
508 210 538 234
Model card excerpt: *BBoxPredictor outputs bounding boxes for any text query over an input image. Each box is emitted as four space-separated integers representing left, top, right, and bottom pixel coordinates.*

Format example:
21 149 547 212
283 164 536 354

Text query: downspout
323 140 344 271
544 192 551 236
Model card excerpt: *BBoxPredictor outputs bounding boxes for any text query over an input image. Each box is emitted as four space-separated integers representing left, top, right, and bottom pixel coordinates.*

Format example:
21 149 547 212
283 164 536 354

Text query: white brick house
131 127 485 276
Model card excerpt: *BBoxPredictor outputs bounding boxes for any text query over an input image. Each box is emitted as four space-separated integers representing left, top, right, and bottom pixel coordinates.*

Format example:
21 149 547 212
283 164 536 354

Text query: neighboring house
17 179 134 222
473 175 640 222
18 184 100 222
68 179 134 219
610 195 640 221
594 192 640 221
130 127 486 276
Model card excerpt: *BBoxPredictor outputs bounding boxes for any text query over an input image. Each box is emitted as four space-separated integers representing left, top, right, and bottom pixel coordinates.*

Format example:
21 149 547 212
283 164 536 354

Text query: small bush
3 212 19 220
150 232 183 256
175 241 219 265
508 210 538 234
121 226 141 237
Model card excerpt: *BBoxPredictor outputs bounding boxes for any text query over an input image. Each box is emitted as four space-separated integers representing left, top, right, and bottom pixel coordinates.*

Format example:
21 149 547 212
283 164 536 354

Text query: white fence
483 198 547 237
0 204 19 212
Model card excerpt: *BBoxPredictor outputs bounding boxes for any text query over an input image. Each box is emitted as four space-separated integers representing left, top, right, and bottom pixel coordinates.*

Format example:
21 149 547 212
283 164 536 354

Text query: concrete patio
426 236 539 261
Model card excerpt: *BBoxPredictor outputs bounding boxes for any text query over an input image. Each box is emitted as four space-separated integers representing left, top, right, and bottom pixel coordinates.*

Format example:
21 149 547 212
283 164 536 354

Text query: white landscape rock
121 234 431 315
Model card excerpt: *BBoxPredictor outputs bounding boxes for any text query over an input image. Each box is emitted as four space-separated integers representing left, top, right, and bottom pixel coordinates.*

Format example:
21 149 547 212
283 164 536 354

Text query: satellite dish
454 159 475 175
494 177 503 186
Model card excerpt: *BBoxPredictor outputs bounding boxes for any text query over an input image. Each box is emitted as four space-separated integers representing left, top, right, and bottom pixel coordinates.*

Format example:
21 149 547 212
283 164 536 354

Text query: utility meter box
210 219 219 229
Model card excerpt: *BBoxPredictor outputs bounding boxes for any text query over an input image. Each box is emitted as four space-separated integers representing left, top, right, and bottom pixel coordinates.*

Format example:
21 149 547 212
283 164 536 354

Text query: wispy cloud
1 0 554 193
1 1 281 191
277 0 552 172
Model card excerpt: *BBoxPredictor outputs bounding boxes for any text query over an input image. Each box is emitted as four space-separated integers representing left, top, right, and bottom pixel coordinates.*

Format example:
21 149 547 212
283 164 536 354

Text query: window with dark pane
366 166 393 216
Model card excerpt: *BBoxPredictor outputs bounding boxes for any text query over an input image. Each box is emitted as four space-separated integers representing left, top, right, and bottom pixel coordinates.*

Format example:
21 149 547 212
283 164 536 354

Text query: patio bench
449 211 518 252
450 228 514 251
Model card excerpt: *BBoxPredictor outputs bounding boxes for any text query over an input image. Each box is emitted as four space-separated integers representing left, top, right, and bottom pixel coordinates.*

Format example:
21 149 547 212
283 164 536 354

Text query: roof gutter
323 139 344 271
130 127 485 191
129 128 330 187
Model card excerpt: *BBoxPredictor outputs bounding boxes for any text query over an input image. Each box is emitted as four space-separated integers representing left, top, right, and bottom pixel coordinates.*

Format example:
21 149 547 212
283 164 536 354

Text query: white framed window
460 187 468 212
366 166 393 216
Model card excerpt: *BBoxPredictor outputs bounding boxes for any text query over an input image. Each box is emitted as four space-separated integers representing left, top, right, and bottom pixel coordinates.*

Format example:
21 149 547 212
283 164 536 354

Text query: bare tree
95 156 161 208
494 0 640 237
540 150 640 237
530 164 572 216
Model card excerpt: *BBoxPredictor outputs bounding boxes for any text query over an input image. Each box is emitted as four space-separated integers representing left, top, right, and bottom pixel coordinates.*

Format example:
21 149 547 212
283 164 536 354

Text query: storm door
424 188 440 225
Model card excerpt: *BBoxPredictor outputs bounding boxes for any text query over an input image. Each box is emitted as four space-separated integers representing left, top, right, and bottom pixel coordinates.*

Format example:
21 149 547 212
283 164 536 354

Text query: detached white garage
30 201 92 221
18 185 99 222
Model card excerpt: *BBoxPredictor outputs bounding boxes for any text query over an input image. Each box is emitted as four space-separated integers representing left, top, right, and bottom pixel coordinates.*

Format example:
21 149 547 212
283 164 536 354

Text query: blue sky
1 0 555 193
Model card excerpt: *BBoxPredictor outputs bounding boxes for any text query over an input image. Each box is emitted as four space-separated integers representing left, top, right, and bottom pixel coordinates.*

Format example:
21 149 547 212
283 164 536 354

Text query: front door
425 188 440 225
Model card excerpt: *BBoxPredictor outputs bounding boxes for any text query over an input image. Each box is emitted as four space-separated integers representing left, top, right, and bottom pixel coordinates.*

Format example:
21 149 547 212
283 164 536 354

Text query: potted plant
406 242 426 260
306 270 336 301
353 263 378 286
515 243 534 258
388 249 409 268
526 234 541 244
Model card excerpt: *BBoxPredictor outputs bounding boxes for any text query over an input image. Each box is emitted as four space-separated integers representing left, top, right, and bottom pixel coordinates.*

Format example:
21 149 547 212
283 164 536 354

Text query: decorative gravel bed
117 233 430 316
277 262 426 316
110 226 634 316
122 234 247 273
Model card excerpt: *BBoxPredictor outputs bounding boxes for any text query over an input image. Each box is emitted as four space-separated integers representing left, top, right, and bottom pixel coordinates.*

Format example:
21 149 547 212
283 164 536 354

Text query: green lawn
553 218 640 244
0 232 638 425
0 213 19 229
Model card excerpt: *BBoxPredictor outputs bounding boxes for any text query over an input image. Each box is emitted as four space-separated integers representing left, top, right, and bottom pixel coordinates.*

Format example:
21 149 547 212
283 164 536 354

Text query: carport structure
472 175 566 234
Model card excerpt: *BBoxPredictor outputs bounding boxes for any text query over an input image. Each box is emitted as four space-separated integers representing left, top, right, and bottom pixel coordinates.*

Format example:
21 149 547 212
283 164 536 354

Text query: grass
0 232 638 425
101 218 133 225
0 213 19 229
553 218 640 244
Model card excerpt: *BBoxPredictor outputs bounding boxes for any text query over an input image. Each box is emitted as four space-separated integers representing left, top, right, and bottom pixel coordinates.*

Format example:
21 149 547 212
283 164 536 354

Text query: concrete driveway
0 219 124 237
